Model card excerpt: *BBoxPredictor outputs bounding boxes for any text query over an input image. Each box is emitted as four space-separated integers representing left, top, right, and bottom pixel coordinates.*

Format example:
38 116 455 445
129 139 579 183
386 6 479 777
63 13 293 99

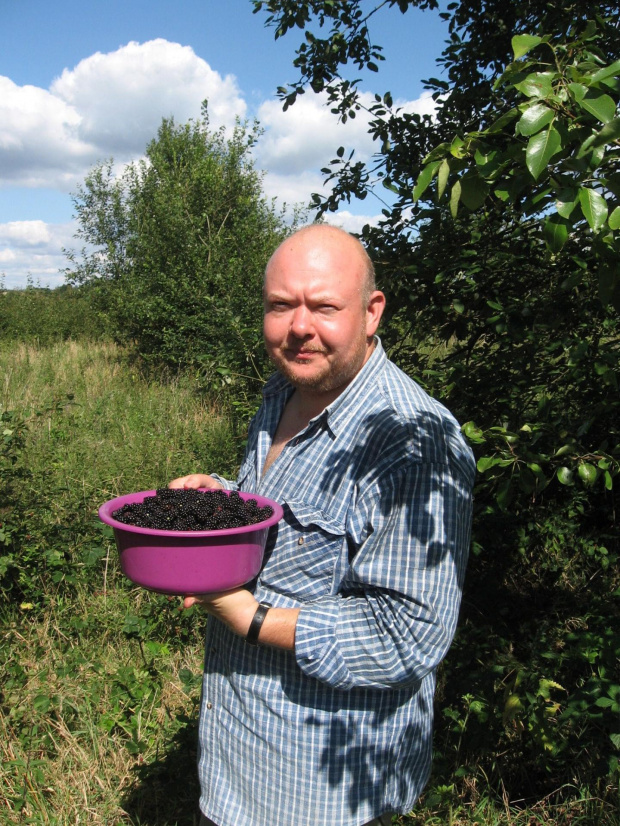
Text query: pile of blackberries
113 488 274 532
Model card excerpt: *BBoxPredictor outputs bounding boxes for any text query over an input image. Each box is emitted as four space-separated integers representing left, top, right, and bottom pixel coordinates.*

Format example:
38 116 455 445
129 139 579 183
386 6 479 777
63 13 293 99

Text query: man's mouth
285 345 327 359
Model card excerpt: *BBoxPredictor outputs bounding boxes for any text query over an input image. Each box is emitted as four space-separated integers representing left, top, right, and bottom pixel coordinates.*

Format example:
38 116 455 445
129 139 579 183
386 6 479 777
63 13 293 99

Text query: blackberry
113 489 273 531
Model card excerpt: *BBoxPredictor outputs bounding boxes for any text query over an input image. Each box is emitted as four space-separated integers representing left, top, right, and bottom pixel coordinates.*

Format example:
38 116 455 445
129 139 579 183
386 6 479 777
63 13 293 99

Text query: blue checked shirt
198 339 475 826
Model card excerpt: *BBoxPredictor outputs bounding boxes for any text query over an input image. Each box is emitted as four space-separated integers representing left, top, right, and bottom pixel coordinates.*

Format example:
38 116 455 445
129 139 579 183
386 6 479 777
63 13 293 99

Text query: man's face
263 231 383 397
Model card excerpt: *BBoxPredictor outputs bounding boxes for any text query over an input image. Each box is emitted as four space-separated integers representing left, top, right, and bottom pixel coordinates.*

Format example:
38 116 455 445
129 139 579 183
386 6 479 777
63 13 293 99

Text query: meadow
1 338 617 825
0 339 235 824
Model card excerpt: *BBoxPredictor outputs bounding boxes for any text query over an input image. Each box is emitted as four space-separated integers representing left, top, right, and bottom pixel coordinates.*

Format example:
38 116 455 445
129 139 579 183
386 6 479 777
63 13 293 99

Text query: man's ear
366 291 386 337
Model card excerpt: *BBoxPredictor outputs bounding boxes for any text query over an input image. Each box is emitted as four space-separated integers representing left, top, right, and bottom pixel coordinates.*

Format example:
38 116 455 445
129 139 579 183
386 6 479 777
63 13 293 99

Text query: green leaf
555 188 578 219
514 71 555 99
516 103 554 136
437 158 450 201
579 187 608 231
477 455 505 473
449 135 467 159
609 206 620 230
557 467 574 486
543 216 569 252
578 463 598 485
461 421 486 444
33 694 52 714
577 92 617 124
450 179 461 218
589 58 620 85
568 82 588 102
474 147 498 174
586 118 620 150
525 127 562 180
496 479 513 511
423 141 450 164
512 34 543 59
413 161 440 202
459 174 489 211
486 108 520 134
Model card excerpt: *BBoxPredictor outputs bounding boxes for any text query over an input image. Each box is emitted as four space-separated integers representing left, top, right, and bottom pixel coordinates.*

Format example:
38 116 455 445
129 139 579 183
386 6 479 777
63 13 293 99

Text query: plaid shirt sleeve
295 444 473 691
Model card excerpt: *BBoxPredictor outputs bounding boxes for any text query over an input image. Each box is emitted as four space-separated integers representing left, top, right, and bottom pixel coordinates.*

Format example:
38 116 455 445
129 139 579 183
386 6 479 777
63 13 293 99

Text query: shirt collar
321 337 386 437
262 337 386 437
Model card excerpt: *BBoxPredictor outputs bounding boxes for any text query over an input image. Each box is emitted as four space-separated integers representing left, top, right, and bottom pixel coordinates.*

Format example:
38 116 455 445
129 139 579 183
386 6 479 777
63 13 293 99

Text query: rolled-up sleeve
295 456 473 690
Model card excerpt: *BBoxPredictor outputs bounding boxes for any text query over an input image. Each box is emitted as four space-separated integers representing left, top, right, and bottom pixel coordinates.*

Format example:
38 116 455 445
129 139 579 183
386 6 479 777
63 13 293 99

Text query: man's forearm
184 589 299 651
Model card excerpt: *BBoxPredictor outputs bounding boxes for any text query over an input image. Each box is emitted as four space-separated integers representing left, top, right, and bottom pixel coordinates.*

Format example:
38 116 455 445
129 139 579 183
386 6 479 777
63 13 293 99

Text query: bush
0 284 108 344
66 105 299 399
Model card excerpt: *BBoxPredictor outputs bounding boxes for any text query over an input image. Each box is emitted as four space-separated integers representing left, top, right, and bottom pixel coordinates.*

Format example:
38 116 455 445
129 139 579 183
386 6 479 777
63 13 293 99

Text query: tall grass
0 340 617 825
0 339 236 825
0 339 239 501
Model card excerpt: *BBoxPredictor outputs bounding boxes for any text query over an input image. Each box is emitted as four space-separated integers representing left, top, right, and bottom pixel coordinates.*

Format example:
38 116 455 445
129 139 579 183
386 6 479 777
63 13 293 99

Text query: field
0 339 617 825
0 339 236 824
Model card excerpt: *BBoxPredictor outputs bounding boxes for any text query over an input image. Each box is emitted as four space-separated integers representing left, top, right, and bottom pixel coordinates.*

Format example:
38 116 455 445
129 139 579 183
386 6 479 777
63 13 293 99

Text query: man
170 224 475 826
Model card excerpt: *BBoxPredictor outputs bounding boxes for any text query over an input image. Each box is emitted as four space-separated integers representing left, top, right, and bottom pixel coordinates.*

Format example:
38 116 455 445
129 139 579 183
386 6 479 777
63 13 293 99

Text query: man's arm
183 589 300 650
294 456 474 690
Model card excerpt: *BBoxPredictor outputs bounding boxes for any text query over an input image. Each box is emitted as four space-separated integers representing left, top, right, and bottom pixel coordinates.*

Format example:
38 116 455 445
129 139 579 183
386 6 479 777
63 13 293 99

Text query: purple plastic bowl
98 489 283 596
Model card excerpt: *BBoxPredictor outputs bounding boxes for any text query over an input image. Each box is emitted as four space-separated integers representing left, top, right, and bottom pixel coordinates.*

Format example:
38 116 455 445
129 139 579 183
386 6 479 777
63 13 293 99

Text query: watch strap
246 603 270 646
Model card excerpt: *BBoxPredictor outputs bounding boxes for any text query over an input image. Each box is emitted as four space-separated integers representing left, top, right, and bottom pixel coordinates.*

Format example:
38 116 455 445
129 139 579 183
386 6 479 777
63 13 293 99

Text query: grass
0 339 617 825
0 339 232 824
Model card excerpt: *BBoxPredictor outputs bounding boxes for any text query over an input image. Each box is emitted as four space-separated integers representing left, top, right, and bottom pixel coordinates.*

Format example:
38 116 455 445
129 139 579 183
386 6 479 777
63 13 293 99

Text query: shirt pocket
236 456 258 493
258 499 346 601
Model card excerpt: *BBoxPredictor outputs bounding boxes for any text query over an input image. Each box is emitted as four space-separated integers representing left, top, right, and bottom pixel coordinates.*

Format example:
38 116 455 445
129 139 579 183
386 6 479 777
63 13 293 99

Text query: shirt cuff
295 598 354 690
209 473 237 491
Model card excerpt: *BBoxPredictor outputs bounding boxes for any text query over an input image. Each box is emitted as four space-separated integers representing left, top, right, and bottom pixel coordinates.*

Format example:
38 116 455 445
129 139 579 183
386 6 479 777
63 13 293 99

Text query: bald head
262 222 386 399
266 224 376 305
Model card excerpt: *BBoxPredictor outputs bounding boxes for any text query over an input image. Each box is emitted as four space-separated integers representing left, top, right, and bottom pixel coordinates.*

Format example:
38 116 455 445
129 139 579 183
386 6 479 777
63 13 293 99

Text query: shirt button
206 702 213 710
298 537 304 545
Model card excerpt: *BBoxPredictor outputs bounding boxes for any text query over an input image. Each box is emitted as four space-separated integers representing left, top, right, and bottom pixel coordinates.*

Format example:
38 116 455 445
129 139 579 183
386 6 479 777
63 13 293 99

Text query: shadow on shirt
318 404 473 564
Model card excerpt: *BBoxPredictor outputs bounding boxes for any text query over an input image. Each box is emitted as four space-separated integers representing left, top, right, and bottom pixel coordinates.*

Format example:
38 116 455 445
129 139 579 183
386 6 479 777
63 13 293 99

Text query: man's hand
182 588 257 633
183 589 300 650
169 474 223 490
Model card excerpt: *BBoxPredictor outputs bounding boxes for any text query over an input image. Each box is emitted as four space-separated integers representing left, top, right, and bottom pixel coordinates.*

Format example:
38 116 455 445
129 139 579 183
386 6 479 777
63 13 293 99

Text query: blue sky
0 0 448 287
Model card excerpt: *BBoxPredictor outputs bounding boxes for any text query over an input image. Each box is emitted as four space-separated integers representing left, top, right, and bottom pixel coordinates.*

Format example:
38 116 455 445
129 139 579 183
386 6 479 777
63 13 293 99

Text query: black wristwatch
246 603 270 646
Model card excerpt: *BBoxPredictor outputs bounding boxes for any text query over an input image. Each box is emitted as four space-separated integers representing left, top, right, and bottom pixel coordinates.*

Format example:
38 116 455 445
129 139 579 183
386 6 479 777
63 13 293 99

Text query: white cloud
255 89 436 218
0 220 52 245
323 210 382 234
51 39 246 157
0 40 246 192
0 38 437 287
256 92 375 175
399 89 438 118
0 221 76 288
0 76 94 189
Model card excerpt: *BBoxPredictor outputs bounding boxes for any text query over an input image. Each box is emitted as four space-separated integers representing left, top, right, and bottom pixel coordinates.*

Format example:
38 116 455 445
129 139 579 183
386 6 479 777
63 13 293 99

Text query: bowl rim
98 488 283 538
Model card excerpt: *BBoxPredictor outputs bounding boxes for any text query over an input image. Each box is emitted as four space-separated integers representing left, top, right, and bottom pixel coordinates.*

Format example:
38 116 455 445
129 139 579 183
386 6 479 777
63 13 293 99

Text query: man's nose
290 305 313 338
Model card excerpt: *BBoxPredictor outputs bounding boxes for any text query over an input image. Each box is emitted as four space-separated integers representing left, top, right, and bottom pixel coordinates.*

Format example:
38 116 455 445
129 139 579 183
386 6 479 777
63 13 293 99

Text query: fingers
181 593 218 610
168 474 222 490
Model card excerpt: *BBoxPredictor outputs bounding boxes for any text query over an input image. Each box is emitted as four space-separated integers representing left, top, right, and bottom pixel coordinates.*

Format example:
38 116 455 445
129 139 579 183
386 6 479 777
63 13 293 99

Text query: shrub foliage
253 0 619 807
66 104 295 393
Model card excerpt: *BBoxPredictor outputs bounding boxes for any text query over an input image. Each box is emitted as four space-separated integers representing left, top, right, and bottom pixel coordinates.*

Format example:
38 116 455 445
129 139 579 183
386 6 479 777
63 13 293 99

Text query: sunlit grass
0 339 617 825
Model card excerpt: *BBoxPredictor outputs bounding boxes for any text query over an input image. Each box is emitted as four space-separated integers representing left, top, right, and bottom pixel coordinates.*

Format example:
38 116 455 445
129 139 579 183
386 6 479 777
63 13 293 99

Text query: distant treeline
0 284 109 344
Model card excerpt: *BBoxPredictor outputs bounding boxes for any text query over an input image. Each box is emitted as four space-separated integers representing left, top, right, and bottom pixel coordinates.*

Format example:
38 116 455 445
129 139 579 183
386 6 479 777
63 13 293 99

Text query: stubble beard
269 335 370 395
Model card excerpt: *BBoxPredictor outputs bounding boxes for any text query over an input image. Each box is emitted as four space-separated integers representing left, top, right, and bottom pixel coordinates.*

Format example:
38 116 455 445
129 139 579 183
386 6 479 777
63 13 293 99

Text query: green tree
66 104 295 392
254 0 619 810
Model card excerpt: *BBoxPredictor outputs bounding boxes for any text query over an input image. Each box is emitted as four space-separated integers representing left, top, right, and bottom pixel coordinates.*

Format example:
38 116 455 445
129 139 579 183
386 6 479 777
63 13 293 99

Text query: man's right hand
168 474 223 490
